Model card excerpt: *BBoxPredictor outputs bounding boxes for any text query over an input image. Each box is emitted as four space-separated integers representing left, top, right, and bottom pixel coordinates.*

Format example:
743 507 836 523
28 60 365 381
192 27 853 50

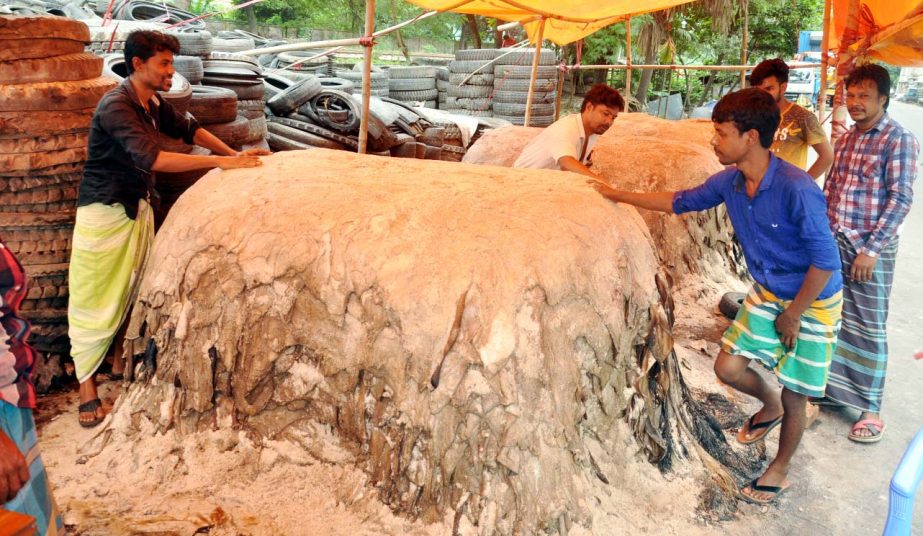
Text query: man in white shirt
513 83 624 178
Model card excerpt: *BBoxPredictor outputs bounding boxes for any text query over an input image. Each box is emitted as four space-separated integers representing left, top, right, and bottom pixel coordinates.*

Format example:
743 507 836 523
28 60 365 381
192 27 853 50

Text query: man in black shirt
70 30 269 427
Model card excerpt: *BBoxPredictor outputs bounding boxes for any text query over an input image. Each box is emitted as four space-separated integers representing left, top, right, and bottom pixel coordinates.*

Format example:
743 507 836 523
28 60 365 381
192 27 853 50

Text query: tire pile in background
492 48 558 126
0 15 116 389
387 65 437 108
444 49 498 117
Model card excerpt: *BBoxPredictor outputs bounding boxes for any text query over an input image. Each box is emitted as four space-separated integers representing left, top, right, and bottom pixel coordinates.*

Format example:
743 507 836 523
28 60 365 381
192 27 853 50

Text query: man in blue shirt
591 88 843 504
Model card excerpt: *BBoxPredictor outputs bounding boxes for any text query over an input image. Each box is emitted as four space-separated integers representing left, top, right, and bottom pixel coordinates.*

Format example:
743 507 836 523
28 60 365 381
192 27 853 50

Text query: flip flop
849 418 885 443
738 478 790 504
78 398 104 428
737 412 784 445
809 396 842 407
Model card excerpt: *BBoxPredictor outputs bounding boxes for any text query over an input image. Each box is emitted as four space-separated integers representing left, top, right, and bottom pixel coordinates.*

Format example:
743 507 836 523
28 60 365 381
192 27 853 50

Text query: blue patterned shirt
824 113 919 257
673 154 842 300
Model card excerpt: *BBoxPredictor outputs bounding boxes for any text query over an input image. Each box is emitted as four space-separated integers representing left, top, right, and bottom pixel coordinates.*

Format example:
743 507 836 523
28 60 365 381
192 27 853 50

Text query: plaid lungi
825 233 899 413
721 283 843 398
1 402 63 536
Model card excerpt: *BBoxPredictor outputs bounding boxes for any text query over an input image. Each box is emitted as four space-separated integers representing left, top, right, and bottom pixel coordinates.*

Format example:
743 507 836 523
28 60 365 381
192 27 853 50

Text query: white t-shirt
513 113 598 170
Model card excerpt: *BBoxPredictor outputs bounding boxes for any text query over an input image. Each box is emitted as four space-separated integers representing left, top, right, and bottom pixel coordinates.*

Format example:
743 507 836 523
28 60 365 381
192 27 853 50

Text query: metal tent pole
524 17 547 127
358 0 375 154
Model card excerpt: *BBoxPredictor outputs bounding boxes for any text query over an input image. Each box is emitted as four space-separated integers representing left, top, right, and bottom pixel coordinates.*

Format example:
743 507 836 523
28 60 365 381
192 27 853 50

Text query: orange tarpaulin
402 0 697 45
830 0 923 66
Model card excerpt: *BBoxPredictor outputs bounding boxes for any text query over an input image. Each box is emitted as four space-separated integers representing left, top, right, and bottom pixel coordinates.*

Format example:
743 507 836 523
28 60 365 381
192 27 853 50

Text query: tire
388 78 435 91
203 79 265 101
0 147 87 175
268 77 322 115
0 173 80 216
0 109 94 138
188 86 238 124
318 77 355 94
267 122 346 151
0 38 87 62
0 53 102 85
335 69 388 83
436 80 449 92
390 89 439 102
491 102 555 116
388 66 436 79
446 85 491 98
495 48 556 65
238 99 266 120
718 292 746 320
167 29 213 57
208 50 260 67
0 14 90 40
202 62 261 78
0 131 88 154
263 73 296 101
246 116 267 143
0 210 75 266
443 108 493 118
370 88 390 97
493 65 558 79
173 55 204 85
160 73 193 115
436 67 449 81
271 115 358 150
202 115 250 147
493 114 555 127
453 98 492 111
493 90 557 104
0 77 118 112
455 49 501 62
493 78 556 92
211 36 255 53
267 132 315 152
448 73 494 86
448 60 497 74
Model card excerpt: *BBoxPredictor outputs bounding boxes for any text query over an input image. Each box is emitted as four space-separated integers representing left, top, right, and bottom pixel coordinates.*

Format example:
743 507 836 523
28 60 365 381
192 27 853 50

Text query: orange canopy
830 0 923 66
402 0 697 45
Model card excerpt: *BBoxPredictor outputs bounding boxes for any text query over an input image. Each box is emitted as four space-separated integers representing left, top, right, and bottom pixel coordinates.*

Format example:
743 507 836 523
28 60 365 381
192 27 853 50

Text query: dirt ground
32 101 923 535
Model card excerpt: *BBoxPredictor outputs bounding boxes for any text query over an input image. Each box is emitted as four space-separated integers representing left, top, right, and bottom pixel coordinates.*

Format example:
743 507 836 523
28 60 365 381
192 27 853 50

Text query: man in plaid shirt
821 64 919 443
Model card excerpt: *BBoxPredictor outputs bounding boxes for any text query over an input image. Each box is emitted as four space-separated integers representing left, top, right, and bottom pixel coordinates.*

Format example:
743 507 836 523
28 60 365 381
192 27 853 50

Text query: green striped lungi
721 283 843 398
1 402 63 536
67 200 154 382
825 233 899 413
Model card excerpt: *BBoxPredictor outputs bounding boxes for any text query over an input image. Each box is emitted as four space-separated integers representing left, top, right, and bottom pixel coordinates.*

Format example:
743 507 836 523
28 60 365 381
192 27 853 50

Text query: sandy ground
33 101 923 535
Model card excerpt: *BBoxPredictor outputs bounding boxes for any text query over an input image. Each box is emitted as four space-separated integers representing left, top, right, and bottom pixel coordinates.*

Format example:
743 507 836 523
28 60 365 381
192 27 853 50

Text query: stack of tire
273 50 335 77
387 66 437 108
492 48 558 126
202 51 264 103
85 19 169 54
335 64 389 98
0 15 117 387
210 31 255 53
444 49 498 117
435 66 449 109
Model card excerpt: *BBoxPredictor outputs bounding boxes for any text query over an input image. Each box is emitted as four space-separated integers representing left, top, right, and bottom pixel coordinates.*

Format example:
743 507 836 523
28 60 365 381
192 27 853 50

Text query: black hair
846 63 891 110
750 58 790 86
124 31 180 75
581 84 625 112
711 87 780 149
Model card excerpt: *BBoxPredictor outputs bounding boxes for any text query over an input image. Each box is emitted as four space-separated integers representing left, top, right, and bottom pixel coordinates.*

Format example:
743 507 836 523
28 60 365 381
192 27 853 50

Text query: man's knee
714 351 748 384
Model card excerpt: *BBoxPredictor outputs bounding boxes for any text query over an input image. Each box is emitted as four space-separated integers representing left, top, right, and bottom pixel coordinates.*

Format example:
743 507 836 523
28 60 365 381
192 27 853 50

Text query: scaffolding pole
524 17 547 128
358 0 375 154
572 63 821 71
625 17 632 98
740 0 749 88
817 0 832 119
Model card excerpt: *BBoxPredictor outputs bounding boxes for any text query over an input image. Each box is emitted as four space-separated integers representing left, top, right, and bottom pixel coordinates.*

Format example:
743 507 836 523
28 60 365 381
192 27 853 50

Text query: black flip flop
736 412 784 445
738 478 789 504
78 398 104 428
